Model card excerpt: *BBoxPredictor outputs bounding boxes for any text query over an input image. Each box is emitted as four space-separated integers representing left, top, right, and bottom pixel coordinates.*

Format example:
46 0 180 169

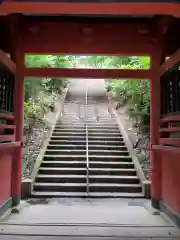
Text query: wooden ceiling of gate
0 15 158 56
22 20 155 55
0 15 179 57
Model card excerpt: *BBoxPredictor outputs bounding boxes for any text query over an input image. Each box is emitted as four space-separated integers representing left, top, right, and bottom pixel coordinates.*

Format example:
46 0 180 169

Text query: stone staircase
32 93 143 197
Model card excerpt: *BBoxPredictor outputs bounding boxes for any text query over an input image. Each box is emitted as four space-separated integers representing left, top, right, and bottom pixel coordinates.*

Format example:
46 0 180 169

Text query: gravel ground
21 89 67 180
22 124 49 179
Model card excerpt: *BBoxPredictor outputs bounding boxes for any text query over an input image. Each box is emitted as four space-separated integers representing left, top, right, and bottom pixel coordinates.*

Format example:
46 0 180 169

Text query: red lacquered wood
160 49 180 76
160 138 180 146
24 68 150 79
0 124 15 130
0 135 15 142
0 114 14 121
150 48 162 206
11 39 25 207
0 142 21 152
160 115 180 124
160 127 180 133
0 49 16 74
151 144 180 154
1 3 180 17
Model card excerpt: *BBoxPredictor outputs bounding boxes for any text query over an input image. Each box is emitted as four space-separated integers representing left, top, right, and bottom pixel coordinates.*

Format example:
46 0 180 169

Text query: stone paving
0 198 179 239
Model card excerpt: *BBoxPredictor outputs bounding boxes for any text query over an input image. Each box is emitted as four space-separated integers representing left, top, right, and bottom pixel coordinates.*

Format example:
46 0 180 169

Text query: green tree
24 54 74 124
87 56 150 129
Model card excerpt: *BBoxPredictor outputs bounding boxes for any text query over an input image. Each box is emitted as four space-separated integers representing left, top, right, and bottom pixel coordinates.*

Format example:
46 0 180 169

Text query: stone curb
112 108 151 198
106 92 151 198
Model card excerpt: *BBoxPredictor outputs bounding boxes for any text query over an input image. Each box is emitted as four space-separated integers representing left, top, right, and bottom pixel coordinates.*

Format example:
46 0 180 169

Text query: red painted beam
160 127 180 133
0 142 21 152
160 138 180 147
160 49 180 76
0 124 15 130
24 68 150 79
24 43 153 56
19 20 155 55
0 113 14 121
160 115 180 124
0 49 16 74
151 144 180 154
1 3 180 17
0 135 15 142
23 21 153 55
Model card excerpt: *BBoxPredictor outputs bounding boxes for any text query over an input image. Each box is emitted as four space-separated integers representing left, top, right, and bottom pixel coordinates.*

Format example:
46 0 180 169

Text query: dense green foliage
24 55 73 125
88 56 151 129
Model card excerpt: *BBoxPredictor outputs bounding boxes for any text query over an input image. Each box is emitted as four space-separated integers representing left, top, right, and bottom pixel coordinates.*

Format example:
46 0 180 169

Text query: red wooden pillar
150 51 162 209
11 41 25 207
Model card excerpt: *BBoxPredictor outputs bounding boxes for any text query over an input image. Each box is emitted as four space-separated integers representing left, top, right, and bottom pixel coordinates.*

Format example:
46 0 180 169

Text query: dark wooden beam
160 49 180 76
0 49 16 74
24 67 150 79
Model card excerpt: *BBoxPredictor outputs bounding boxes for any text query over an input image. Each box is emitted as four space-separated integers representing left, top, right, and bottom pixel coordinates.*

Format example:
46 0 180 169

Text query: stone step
49 140 126 146
51 136 124 141
45 149 129 156
61 118 116 122
41 161 134 169
59 120 117 123
38 167 136 176
33 182 86 192
41 161 87 168
54 128 86 132
88 129 120 133
33 182 141 193
47 144 86 150
52 132 87 136
89 183 142 193
31 191 143 198
54 128 119 132
43 155 132 162
47 144 127 151
35 174 139 184
56 123 118 127
33 91 143 197
56 125 118 129
52 132 122 137
51 135 86 140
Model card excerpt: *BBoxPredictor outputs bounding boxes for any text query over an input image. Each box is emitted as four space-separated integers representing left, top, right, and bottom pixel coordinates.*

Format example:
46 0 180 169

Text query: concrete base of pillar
142 180 151 198
21 179 32 199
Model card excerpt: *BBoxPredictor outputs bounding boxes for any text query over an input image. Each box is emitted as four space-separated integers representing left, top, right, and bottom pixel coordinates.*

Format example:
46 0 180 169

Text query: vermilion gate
0 2 180 227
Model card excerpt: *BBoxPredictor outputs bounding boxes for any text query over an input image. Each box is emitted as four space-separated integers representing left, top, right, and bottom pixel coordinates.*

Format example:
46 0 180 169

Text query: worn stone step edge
44 155 131 158
47 144 126 148
39 167 136 171
31 191 144 197
49 140 125 143
53 132 121 135
36 174 138 179
33 182 141 187
45 149 129 153
54 128 119 130
50 136 124 139
41 161 133 165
